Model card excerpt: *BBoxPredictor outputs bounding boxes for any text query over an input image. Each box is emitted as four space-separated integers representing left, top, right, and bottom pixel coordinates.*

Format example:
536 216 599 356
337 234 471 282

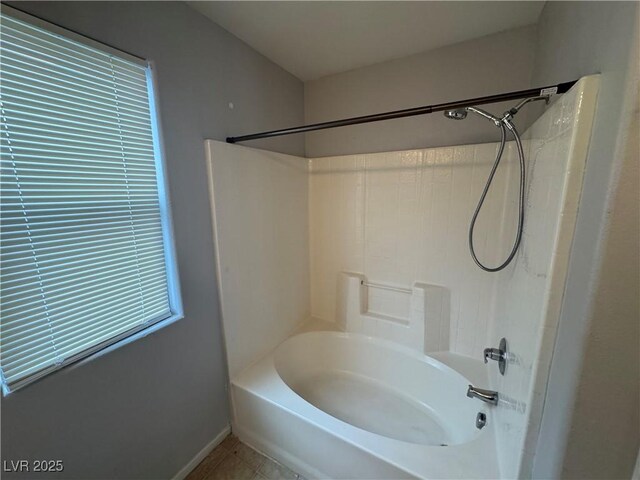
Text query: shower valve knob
484 348 504 363
483 338 508 375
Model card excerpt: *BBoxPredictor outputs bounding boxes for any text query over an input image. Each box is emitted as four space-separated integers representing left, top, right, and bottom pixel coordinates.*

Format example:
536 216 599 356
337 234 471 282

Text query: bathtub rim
274 329 478 384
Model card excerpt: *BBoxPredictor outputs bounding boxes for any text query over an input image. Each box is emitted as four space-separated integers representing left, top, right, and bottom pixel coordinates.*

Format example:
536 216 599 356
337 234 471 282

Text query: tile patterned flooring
186 433 305 480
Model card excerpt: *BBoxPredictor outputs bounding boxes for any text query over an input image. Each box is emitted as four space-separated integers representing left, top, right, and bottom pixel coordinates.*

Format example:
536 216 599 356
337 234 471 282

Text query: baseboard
234 424 327 479
172 424 231 480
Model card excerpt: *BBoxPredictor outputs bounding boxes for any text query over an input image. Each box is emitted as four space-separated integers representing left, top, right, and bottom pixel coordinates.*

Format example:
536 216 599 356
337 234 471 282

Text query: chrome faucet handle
483 338 508 375
483 348 504 363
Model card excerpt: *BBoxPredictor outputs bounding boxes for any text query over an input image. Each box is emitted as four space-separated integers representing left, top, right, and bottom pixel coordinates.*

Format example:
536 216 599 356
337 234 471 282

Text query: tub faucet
467 385 499 406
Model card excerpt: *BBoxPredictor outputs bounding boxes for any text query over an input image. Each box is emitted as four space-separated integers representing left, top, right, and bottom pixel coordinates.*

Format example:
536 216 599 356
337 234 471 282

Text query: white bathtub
231 330 500 479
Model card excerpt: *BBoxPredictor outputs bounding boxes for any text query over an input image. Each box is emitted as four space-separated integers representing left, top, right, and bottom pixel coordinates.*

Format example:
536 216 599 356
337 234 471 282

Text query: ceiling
188 1 545 81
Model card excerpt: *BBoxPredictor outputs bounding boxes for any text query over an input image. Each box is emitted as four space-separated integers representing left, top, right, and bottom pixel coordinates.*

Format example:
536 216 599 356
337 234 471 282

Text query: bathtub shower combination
206 77 599 479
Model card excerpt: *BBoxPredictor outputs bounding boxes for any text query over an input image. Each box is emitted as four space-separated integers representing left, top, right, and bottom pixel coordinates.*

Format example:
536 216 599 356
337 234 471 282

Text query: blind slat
2 121 154 149
1 100 154 134
0 111 153 141
3 276 169 350
1 52 150 101
1 264 168 319
2 75 151 122
1 32 149 90
2 255 167 304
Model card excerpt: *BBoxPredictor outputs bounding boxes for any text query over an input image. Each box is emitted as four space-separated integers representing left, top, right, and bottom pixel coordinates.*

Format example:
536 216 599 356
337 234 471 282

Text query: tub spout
467 385 499 406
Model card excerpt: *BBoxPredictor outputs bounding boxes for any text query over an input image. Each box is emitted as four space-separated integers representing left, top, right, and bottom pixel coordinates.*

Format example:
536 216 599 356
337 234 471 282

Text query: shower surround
309 140 509 357
206 76 598 478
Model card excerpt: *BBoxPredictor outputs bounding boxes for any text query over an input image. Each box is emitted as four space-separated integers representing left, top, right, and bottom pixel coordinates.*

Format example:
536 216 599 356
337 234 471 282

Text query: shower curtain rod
226 80 578 144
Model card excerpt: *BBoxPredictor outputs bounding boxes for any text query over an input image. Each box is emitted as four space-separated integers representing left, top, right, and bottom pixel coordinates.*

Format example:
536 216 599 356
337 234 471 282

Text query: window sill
3 312 184 396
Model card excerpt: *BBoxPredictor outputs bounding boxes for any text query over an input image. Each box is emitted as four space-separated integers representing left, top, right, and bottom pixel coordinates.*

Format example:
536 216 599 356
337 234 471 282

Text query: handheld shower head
443 106 501 125
465 107 502 125
444 109 467 120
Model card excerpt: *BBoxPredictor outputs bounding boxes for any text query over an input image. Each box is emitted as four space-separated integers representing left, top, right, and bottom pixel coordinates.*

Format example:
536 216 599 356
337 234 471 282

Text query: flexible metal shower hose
469 121 525 272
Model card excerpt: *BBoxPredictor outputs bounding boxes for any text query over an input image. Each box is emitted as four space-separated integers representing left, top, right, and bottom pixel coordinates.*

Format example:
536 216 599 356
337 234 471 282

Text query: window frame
0 5 183 394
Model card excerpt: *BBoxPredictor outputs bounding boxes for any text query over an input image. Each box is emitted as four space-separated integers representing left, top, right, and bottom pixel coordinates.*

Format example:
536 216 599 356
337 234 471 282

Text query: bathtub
231 330 500 479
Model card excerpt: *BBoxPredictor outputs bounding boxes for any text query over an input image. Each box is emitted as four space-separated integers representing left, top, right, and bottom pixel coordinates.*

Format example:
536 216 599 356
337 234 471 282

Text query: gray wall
530 2 639 479
304 25 537 157
0 2 304 479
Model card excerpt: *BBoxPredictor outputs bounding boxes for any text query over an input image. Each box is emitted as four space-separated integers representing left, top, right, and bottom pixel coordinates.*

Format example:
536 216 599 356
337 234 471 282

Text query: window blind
0 10 177 393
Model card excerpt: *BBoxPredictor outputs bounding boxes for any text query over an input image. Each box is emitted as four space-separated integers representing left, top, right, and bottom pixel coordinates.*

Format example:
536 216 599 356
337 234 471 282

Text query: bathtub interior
289 369 453 445
273 332 483 446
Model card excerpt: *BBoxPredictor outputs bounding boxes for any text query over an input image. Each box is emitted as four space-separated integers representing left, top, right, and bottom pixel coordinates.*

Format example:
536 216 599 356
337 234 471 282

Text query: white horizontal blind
0 11 174 392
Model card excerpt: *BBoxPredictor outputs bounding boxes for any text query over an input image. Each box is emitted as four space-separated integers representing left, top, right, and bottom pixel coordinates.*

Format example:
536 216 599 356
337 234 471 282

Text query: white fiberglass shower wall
206 76 598 478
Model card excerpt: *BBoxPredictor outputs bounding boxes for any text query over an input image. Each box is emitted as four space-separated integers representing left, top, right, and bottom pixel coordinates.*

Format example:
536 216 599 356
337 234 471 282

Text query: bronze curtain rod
226 80 578 144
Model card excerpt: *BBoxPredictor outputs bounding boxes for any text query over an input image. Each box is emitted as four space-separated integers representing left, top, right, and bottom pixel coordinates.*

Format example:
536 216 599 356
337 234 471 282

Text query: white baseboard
234 424 326 480
172 424 231 480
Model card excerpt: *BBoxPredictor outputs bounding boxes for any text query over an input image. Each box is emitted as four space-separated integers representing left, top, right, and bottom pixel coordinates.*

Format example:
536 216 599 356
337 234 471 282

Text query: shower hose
469 119 525 272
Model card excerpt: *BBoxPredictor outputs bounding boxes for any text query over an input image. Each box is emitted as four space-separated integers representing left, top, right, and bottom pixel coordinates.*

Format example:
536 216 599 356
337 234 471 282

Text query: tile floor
186 433 305 480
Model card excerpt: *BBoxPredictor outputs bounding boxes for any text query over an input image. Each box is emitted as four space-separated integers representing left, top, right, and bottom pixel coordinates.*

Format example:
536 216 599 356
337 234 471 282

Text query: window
0 7 181 393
